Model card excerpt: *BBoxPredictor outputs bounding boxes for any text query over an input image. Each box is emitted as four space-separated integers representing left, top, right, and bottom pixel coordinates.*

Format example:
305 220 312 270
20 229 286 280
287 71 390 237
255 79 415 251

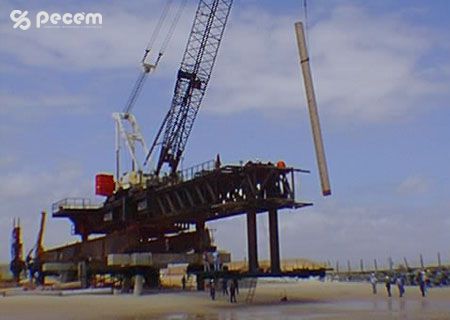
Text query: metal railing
177 159 217 182
52 198 102 213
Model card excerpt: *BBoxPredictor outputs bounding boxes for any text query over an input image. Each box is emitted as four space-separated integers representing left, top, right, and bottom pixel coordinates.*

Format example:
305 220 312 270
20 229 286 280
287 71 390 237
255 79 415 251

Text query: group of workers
202 250 239 302
208 278 239 303
181 274 239 303
370 271 429 297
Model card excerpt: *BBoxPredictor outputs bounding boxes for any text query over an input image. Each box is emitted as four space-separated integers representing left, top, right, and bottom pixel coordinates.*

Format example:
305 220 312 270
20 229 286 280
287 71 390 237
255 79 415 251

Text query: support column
246 210 258 273
196 221 207 252
78 261 88 289
268 209 281 274
133 274 144 296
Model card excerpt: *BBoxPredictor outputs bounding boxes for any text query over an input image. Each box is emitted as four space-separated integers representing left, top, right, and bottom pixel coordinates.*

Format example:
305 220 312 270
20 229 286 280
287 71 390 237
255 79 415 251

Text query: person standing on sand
181 275 186 290
229 280 237 303
370 273 377 294
418 271 427 297
396 276 405 297
385 275 392 297
209 279 216 300
233 278 239 295
222 278 229 296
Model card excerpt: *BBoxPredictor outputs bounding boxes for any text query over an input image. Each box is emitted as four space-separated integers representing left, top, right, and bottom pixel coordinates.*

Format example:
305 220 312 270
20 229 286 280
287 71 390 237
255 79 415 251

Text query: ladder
245 278 258 303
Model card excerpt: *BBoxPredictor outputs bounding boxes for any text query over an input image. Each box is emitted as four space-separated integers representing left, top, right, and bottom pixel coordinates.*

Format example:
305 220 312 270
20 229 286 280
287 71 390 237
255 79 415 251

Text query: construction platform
52 161 311 236
37 162 314 287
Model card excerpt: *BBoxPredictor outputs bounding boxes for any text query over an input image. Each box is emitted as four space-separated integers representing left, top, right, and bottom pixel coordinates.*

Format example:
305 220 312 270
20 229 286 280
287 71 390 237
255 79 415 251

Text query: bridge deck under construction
52 162 311 236
39 162 313 285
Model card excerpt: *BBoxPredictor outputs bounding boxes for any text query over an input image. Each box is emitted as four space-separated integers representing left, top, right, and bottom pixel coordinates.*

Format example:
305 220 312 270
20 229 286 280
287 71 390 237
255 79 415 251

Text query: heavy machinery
113 0 188 180
23 1 331 290
44 0 238 287
10 218 25 284
25 211 47 285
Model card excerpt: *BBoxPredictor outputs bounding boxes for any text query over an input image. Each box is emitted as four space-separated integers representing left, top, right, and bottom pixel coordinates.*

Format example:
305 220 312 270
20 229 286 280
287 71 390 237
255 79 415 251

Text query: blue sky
1 0 450 269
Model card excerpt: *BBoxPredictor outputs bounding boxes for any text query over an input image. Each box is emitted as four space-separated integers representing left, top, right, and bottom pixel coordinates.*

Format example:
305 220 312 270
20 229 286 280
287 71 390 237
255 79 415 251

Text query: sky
1 0 450 269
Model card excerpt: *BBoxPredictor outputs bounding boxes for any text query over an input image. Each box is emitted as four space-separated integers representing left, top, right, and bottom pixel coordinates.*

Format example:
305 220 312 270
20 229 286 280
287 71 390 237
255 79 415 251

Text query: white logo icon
10 9 102 30
10 10 31 30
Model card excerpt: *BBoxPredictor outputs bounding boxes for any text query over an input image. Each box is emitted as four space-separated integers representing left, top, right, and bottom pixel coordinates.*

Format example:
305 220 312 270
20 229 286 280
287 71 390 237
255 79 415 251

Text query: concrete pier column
78 261 88 289
246 210 258 273
196 220 207 252
133 274 144 296
268 209 281 274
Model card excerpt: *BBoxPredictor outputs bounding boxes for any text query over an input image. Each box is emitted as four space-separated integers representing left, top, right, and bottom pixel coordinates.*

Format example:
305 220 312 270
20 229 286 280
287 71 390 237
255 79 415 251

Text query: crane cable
123 71 147 114
160 0 188 55
123 0 187 114
302 0 310 46
303 0 308 31
145 0 174 53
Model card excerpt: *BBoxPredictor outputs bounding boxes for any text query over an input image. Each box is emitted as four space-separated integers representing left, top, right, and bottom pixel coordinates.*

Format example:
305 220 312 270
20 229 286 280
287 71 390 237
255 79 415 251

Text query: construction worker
230 279 237 303
385 275 392 297
369 273 377 294
209 279 216 300
233 278 239 295
396 275 405 297
222 278 229 296
418 271 427 297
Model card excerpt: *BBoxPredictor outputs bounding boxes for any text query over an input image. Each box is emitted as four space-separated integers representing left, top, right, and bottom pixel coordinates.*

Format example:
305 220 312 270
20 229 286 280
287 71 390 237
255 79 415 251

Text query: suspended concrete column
268 209 281 274
246 209 258 273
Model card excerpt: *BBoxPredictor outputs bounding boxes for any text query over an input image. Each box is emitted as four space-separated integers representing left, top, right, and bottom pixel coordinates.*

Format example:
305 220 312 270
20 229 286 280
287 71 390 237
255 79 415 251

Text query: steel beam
246 209 258 273
268 209 281 274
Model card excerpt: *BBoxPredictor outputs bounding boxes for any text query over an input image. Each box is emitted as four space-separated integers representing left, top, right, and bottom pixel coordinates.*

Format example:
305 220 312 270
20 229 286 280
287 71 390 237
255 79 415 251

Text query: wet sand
1 281 450 319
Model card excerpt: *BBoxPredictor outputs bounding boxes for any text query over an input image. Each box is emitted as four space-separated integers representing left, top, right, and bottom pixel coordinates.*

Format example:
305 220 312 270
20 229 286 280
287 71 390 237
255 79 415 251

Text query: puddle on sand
110 298 450 320
110 304 353 320
331 298 450 313
114 312 342 320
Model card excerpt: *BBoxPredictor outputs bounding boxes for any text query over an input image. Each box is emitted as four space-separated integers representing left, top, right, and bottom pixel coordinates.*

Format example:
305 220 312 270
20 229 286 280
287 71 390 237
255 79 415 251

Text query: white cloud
308 6 445 122
0 155 16 168
0 92 94 119
0 1 195 74
209 200 450 266
0 162 93 262
2 2 448 124
204 5 450 123
396 175 430 195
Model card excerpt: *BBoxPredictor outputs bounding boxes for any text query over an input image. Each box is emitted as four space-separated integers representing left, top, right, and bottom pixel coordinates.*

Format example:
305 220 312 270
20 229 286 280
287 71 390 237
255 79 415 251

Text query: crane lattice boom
151 0 233 175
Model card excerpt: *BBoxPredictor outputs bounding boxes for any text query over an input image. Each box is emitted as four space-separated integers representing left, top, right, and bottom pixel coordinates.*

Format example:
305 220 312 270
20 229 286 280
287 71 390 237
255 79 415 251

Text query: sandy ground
1 281 450 320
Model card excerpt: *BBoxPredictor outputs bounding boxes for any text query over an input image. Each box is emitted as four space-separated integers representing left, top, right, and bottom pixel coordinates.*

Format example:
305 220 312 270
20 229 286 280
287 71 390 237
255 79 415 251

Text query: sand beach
1 280 450 320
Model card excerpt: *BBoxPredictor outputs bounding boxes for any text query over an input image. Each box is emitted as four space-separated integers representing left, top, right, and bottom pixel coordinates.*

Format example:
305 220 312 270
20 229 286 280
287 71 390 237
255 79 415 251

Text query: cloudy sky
1 0 449 269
